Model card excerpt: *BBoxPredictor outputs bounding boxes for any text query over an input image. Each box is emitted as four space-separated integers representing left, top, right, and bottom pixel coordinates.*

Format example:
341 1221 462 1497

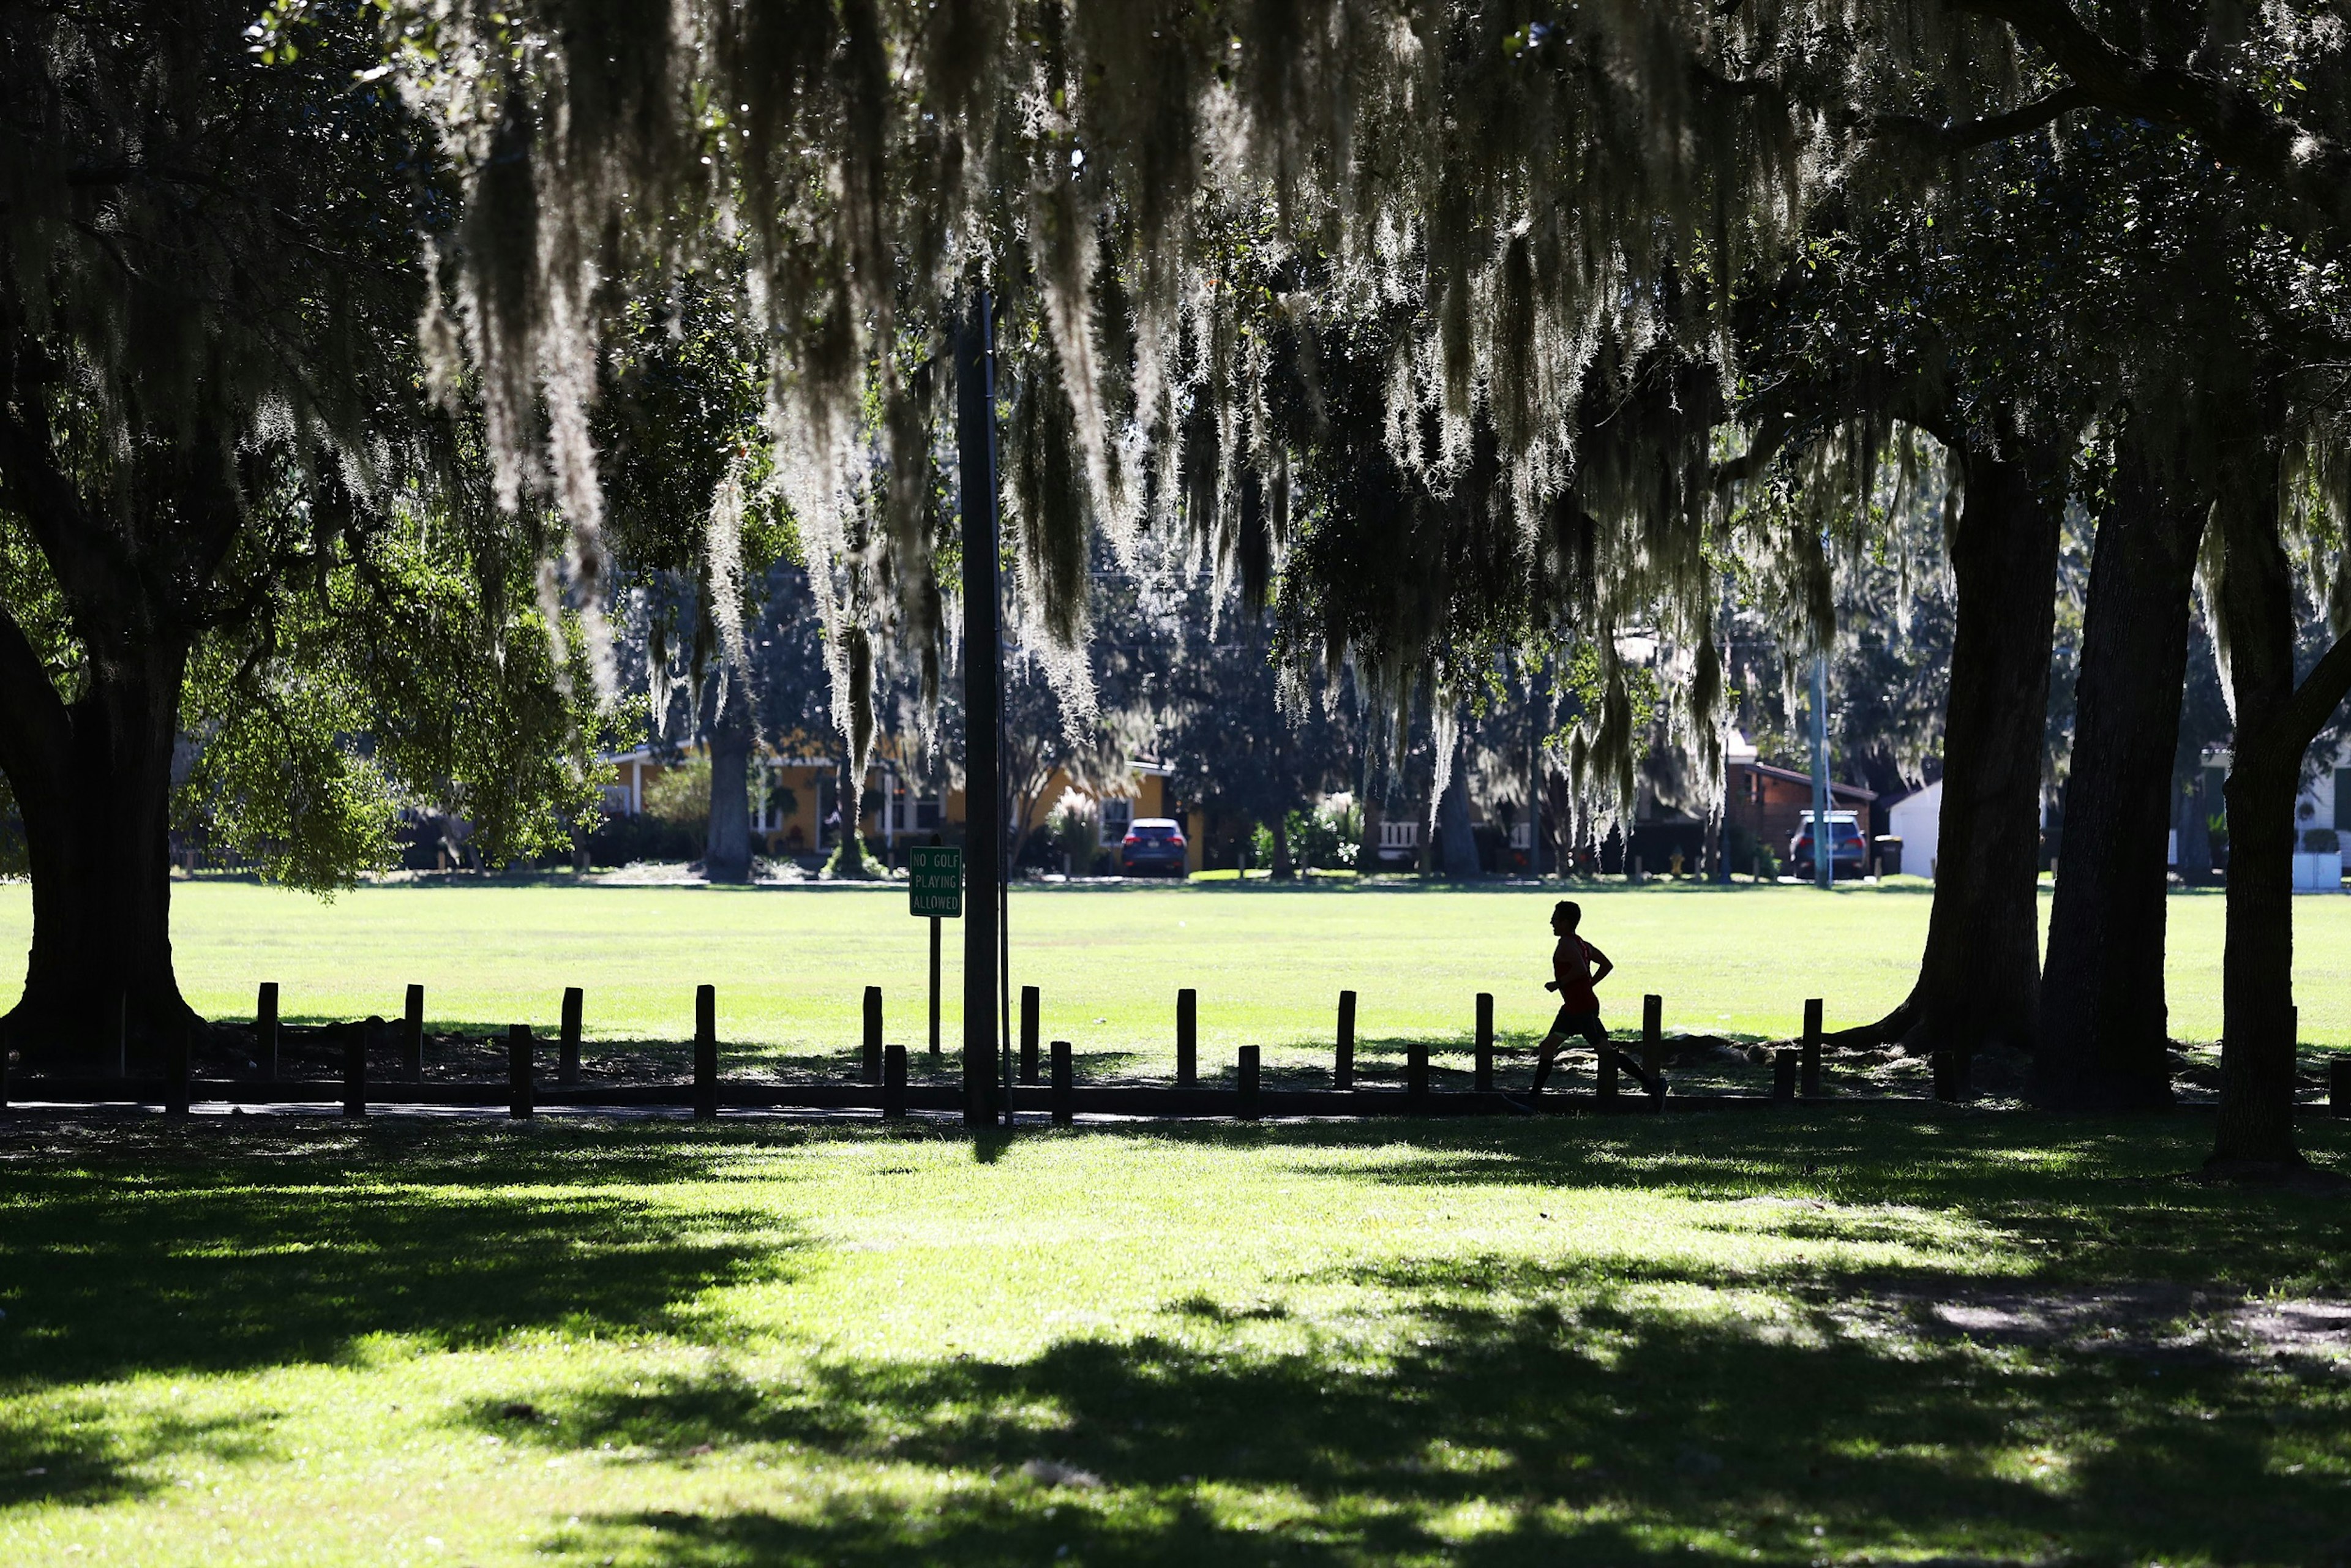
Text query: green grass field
2 1113 2347 1566
1 877 2346 1075
6 882 2350 1564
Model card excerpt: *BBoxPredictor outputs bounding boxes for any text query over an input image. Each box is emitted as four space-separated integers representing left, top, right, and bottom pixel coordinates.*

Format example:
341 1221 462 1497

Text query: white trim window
1100 797 1133 845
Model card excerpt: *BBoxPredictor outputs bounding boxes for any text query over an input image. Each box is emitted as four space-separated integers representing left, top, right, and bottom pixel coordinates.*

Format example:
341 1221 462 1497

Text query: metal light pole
1528 650 1542 879
1809 651 1833 890
956 293 1002 1127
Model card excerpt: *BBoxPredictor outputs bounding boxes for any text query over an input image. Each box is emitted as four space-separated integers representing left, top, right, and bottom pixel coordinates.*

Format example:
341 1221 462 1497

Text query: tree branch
0 597 73 814
2282 626 2351 748
1711 400 1803 489
1952 0 2351 245
1870 84 2091 152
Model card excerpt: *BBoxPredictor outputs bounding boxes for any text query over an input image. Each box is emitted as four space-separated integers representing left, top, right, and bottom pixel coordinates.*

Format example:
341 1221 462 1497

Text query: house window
914 793 942 831
1100 798 1133 845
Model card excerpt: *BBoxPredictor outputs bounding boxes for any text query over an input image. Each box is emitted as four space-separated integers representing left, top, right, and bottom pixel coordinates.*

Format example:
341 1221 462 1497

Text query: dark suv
1120 818 1188 877
1790 812 1869 880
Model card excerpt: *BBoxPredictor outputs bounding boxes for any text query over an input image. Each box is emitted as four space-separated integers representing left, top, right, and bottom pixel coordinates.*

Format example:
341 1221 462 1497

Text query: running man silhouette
1531 899 1613 1094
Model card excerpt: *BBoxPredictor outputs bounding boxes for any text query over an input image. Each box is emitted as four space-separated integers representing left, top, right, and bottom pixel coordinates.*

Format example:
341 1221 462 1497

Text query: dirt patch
1832 1281 2351 1370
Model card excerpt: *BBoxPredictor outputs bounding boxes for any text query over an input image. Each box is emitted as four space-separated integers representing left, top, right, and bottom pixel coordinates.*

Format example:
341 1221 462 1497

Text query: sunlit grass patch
7 880 2349 1075
1 1112 2347 1564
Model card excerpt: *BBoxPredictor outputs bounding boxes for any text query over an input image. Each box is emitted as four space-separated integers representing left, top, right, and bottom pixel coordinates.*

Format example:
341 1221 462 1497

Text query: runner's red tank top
1554 936 1599 1012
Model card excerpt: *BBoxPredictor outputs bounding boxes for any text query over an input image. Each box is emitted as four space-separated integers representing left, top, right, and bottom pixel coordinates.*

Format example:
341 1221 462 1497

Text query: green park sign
909 845 963 918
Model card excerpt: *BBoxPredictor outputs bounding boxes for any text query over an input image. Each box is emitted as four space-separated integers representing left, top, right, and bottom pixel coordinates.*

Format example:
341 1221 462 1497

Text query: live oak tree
1722 167 2086 1098
369 0 2351 1155
1159 587 1362 880
597 277 799 883
0 1 603 1063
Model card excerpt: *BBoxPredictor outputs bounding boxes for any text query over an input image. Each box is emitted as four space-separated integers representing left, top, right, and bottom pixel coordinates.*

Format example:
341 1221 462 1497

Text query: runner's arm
1588 944 1614 985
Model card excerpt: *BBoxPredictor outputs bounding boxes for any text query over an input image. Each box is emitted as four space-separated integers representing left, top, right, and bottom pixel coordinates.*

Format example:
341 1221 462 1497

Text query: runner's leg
1531 1008 1571 1093
1578 1015 1610 1079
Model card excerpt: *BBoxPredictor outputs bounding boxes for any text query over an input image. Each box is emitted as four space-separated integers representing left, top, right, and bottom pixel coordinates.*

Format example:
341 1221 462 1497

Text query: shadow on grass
0 1123 806 1504
7 1114 2347 1563
0 1127 806 1383
495 1116 2349 1564
0 1400 277 1511
518 1242 2350 1564
1185 1111 2351 1299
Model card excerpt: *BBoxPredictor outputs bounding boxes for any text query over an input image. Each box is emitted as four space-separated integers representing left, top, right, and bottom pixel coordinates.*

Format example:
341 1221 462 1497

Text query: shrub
585 812 701 866
2303 827 2341 853
1249 800 1365 873
1048 798 1100 873
641 756 711 833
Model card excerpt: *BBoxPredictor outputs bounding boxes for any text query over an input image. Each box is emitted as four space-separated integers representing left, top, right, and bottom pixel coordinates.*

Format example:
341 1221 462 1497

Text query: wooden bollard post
1408 1040 1430 1105
1801 998 1823 1098
1474 992 1494 1093
1237 1045 1261 1120
402 984 425 1081
1641 994 1663 1081
882 1044 907 1122
257 982 279 1081
2331 1058 2351 1119
342 1024 366 1120
1598 1045 1619 1105
560 987 583 1087
1335 990 1356 1091
1176 988 1198 1087
165 1019 192 1119
694 985 718 1121
508 1024 534 1119
1051 1040 1074 1126
1019 985 1040 1084
862 986 884 1086
1771 1049 1797 1103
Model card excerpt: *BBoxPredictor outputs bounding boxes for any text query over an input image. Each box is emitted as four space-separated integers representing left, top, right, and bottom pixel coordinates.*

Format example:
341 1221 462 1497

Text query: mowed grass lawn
1 1114 2347 1566
1 879 2347 1077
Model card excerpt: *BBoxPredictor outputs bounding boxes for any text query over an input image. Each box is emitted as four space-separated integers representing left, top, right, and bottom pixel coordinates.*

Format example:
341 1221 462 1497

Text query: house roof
1881 780 1941 816
1732 757 1878 803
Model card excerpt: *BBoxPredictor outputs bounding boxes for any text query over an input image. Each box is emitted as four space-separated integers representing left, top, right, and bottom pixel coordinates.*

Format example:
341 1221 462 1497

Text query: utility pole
1809 651 1833 890
1528 650 1545 878
956 293 1002 1127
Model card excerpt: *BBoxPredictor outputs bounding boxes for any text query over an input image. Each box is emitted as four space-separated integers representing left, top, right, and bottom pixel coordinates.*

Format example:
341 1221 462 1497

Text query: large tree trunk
831 750 871 879
1438 731 1480 879
2205 462 2351 1169
1548 768 1577 879
2036 437 2205 1110
703 683 755 883
1355 790 1384 876
1270 810 1295 879
0 632 195 1067
0 422 227 1069
1866 433 2065 1098
2173 768 2214 882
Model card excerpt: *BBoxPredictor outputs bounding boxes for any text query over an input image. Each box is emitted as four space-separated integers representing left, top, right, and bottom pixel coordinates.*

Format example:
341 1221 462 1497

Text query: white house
2193 744 2350 889
1886 781 1941 878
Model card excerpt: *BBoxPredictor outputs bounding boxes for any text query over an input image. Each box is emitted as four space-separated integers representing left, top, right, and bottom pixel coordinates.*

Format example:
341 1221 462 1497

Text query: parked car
1120 817 1188 877
1790 811 1870 880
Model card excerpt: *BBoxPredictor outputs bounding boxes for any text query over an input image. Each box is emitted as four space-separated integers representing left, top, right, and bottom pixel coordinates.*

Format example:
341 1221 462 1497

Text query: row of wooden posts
0 980 1862 1122
10 983 2351 1120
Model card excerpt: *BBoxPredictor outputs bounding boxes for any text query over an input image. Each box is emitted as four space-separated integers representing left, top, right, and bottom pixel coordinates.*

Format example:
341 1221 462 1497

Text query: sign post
956 293 1003 1129
910 842 963 1061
